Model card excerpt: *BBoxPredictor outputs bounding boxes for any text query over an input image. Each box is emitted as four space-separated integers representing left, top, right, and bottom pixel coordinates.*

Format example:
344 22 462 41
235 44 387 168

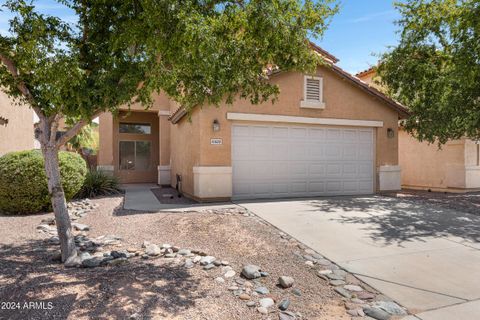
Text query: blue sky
318 0 402 74
0 0 401 74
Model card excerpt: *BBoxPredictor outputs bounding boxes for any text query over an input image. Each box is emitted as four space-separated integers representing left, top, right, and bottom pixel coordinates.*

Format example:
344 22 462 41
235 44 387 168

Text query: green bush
0 150 87 214
76 170 121 199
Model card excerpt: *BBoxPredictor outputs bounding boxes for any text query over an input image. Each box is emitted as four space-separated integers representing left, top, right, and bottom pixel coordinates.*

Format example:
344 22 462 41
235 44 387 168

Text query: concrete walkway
238 196 480 320
121 184 235 211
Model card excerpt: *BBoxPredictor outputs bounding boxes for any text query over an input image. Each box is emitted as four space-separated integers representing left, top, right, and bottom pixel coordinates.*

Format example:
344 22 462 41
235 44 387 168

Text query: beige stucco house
98 46 409 201
0 90 34 156
357 68 480 193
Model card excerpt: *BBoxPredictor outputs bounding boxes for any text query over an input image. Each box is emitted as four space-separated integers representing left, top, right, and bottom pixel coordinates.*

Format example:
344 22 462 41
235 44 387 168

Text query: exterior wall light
0 116 8 126
212 119 220 132
387 128 395 138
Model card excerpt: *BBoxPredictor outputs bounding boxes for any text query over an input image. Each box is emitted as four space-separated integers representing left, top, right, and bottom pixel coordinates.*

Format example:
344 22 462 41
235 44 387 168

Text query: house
97 46 409 201
0 90 35 156
357 68 480 192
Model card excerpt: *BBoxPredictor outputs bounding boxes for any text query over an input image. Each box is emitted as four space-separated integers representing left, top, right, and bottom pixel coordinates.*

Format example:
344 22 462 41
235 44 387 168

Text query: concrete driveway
238 195 480 320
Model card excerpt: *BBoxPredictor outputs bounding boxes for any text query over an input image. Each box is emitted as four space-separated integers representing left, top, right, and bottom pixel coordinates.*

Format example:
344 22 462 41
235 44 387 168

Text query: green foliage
76 170 121 199
67 124 99 154
377 0 480 144
0 150 87 214
0 0 338 121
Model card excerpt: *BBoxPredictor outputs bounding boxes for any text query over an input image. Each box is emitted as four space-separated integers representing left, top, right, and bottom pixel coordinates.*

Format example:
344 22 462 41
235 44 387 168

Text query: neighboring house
357 68 480 192
98 45 409 201
0 90 34 156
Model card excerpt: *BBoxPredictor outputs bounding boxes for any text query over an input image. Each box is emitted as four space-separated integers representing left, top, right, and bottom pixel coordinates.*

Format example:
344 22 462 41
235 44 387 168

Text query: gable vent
305 77 322 101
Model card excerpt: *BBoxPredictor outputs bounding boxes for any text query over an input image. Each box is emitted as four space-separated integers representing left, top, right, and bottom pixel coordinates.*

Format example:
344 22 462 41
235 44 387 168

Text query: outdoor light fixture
0 116 8 126
387 128 395 138
212 119 220 132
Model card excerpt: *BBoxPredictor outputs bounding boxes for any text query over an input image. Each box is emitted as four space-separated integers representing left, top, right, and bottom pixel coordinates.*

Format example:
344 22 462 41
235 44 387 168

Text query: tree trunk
42 145 78 263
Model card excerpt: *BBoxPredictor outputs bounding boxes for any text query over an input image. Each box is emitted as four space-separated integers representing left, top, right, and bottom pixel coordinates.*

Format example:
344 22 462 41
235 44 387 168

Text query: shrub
0 150 87 214
76 170 121 199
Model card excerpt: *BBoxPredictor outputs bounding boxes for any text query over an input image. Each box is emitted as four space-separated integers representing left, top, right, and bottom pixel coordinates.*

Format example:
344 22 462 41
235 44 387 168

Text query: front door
114 111 159 183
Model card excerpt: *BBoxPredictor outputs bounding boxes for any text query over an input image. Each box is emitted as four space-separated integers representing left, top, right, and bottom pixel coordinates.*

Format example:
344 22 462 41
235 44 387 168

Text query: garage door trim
227 112 384 128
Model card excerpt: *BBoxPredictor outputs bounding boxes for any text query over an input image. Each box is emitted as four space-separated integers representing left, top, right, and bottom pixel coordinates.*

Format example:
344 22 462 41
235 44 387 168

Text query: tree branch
0 53 45 121
55 109 103 148
50 114 62 146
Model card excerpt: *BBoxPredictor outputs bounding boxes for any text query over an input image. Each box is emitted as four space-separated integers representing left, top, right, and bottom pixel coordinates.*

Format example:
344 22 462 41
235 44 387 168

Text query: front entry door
114 111 159 183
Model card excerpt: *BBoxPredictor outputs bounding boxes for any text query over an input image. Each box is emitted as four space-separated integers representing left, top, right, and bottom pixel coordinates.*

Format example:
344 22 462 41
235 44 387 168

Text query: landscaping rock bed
1 196 409 319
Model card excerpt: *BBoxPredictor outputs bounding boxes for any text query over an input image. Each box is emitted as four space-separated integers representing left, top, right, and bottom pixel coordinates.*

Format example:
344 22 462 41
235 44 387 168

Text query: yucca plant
76 170 121 199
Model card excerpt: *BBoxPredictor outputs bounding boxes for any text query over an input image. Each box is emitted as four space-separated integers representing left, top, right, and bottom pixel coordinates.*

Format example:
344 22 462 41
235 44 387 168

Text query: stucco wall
169 108 201 196
398 129 476 190
98 112 114 166
0 91 34 156
171 66 401 195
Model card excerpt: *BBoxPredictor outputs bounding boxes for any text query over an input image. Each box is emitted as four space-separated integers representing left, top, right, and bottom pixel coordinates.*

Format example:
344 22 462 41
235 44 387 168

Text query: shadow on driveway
306 195 480 245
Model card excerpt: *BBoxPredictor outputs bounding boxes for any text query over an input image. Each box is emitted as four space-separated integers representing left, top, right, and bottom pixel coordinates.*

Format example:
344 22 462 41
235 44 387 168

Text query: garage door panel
272 127 289 138
309 163 326 176
358 130 373 142
309 181 325 193
343 129 357 141
289 144 309 161
252 183 272 195
272 183 289 194
359 180 374 192
358 163 373 178
232 141 250 160
272 162 290 178
233 182 251 196
271 143 290 160
232 124 374 199
252 143 272 160
290 127 307 139
326 128 342 141
290 163 308 177
326 181 342 192
358 145 373 160
326 164 342 176
233 125 251 137
309 128 325 139
343 145 358 160
343 181 359 192
232 161 253 179
343 164 357 176
325 144 343 159
290 182 307 193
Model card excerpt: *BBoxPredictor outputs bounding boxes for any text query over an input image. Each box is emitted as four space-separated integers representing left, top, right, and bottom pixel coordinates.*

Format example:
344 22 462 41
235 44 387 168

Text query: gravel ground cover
0 196 357 320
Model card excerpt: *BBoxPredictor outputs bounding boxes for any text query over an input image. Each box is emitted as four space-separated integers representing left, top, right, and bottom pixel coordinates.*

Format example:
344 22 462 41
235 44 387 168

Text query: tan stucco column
158 110 171 185
97 112 115 175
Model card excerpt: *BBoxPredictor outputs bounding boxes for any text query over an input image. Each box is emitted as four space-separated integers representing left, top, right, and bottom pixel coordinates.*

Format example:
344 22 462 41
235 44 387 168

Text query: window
119 141 151 170
301 75 325 109
119 122 151 134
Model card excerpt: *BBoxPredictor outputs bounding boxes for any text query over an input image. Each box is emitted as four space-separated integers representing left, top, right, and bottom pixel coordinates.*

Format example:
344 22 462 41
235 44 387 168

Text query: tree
377 0 480 144
0 0 337 264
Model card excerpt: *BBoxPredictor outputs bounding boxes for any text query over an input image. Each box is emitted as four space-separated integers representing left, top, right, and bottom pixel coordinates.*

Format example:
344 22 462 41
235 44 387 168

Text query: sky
0 0 402 75
318 0 402 74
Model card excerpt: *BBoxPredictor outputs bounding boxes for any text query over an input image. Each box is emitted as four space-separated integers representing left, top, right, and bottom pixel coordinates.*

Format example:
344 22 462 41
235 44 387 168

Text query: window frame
118 140 152 171
119 122 152 135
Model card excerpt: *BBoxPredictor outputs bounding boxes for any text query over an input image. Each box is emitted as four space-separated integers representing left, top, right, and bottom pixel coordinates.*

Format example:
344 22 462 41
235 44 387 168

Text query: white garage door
232 124 374 200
